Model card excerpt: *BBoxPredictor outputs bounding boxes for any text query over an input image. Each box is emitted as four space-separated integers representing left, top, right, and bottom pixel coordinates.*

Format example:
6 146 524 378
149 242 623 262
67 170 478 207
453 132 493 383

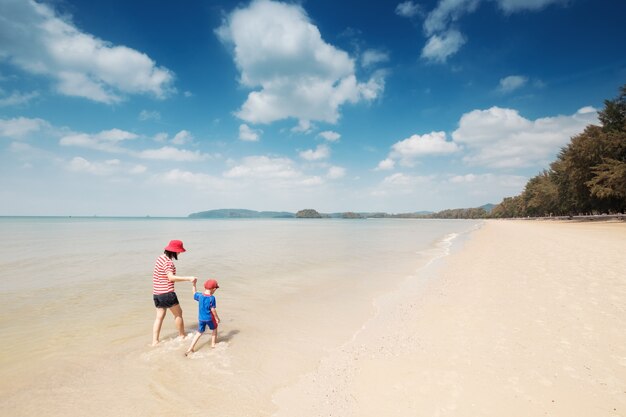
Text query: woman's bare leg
170 304 185 338
152 308 167 346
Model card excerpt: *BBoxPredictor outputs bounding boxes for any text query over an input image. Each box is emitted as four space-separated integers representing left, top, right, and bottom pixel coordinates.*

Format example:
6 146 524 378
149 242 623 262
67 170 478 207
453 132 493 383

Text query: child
185 279 221 356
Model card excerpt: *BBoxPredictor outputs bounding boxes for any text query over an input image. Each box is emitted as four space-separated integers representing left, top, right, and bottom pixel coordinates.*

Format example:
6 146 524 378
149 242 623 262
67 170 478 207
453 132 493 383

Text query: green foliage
491 85 626 217
295 209 323 218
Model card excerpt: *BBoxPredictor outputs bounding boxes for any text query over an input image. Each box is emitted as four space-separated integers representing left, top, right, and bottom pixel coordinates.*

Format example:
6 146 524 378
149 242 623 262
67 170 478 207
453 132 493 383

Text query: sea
0 216 481 417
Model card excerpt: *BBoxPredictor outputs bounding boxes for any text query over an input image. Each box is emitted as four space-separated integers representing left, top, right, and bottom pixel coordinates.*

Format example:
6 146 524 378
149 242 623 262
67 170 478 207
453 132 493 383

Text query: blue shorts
198 320 216 333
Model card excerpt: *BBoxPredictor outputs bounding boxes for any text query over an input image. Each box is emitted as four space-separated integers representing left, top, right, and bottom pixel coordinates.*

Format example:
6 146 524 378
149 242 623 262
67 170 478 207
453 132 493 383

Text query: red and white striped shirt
152 254 176 295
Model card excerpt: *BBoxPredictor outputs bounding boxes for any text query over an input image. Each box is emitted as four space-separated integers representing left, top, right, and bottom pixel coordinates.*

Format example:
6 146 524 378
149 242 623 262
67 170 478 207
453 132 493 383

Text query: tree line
490 85 626 218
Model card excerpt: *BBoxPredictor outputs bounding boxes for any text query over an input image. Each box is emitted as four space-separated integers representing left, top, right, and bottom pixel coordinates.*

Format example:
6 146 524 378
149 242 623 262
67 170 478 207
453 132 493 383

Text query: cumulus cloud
421 29 466 63
383 172 434 186
161 169 229 190
65 156 144 176
0 89 39 106
239 124 261 141
0 0 174 103
452 106 598 168
137 146 209 162
420 0 566 62
497 75 528 93
387 131 460 166
0 117 49 139
171 130 193 145
361 49 390 68
60 128 138 153
318 130 341 142
327 166 346 179
139 110 161 121
299 144 330 161
221 155 324 188
448 173 526 188
395 1 423 18
493 0 567 14
216 0 384 125
376 158 396 171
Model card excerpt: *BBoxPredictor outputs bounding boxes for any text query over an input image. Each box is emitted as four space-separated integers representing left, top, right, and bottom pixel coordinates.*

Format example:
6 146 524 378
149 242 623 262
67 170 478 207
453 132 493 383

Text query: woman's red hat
164 240 186 253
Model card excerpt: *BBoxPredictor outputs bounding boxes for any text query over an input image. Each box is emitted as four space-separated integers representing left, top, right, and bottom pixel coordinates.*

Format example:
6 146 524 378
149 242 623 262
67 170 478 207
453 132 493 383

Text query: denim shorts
153 292 180 308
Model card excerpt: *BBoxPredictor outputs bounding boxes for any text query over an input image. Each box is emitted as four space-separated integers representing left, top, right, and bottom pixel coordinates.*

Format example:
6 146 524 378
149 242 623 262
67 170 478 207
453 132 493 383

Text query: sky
0 0 624 216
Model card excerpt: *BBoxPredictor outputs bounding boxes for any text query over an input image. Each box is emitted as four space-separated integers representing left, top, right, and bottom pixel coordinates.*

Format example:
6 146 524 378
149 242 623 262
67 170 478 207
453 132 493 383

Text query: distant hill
188 205 492 219
188 209 295 219
479 203 496 213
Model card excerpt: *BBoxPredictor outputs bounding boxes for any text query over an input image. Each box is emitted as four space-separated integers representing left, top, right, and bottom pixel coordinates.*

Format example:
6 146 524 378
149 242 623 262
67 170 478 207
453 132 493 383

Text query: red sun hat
204 279 219 290
164 239 186 253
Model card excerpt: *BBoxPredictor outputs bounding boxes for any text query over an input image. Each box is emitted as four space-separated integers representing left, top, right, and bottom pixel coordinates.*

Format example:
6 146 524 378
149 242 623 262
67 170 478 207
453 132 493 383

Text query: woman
152 239 197 346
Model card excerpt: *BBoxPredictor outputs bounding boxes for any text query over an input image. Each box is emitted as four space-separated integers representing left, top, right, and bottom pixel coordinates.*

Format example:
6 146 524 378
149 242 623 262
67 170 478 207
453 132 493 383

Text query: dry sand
272 220 626 417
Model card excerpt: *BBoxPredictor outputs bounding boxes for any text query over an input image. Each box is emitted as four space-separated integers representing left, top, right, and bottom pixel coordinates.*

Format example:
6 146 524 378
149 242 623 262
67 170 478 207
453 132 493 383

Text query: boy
185 279 221 356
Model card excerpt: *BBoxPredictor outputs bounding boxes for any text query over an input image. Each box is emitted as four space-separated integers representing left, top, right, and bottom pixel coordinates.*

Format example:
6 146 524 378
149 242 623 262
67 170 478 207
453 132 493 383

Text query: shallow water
0 217 480 416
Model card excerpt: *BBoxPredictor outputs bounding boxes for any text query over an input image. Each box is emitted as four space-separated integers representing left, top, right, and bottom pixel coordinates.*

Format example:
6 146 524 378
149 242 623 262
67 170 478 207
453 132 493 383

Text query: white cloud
0 117 49 139
161 169 229 190
421 29 466 63
497 75 528 93
361 49 390 68
66 156 135 176
395 1 423 18
60 128 138 152
420 0 565 62
327 166 346 179
493 0 567 14
222 155 323 188
291 119 314 134
153 132 168 142
216 0 384 125
383 172 434 186
376 158 396 171
389 131 460 166
171 130 193 145
239 124 261 141
0 89 39 106
452 106 599 168
299 144 330 161
0 0 174 103
448 173 525 187
318 130 341 142
223 155 300 180
137 146 209 162
139 110 161 121
424 0 480 36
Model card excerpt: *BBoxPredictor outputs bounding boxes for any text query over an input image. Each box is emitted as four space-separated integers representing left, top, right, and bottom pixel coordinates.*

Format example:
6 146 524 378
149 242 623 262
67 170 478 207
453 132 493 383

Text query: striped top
152 254 176 295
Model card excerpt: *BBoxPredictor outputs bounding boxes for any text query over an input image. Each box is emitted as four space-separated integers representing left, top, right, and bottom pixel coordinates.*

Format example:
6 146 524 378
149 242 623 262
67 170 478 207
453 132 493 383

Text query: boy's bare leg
170 304 185 338
211 329 217 348
185 332 203 356
152 308 167 346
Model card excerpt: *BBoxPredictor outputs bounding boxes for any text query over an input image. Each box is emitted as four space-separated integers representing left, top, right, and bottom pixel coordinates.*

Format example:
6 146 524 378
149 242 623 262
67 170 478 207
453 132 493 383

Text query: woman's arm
167 272 197 283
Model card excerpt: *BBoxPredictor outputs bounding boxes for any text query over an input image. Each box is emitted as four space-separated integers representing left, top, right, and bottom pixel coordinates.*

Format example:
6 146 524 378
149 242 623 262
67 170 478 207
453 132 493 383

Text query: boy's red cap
204 279 219 290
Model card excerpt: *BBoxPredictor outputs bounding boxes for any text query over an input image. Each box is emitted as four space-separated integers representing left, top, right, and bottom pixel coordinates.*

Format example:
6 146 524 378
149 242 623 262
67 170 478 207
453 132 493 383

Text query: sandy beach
273 220 626 417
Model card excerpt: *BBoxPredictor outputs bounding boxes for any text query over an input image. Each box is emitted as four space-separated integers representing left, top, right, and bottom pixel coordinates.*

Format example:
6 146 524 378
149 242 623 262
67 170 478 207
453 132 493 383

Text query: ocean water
0 217 480 416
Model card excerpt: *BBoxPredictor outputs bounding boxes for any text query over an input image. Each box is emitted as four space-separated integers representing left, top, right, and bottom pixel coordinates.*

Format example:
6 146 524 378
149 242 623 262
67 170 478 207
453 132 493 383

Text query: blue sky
0 0 624 216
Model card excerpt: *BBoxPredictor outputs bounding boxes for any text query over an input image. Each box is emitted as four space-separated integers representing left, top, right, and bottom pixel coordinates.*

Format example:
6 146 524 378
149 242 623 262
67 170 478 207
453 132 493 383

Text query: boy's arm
191 281 197 294
211 307 220 324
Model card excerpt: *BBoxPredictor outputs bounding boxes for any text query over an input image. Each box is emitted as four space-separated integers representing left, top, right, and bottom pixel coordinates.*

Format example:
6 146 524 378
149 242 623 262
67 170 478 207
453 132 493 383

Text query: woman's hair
164 250 178 260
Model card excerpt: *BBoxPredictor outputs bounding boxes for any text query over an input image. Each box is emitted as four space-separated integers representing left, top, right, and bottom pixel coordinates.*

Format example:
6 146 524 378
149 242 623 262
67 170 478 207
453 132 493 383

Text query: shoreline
272 220 626 416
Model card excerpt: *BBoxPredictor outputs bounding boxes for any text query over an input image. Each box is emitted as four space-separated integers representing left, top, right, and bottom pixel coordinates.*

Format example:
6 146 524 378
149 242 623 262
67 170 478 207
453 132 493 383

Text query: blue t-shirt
194 292 216 322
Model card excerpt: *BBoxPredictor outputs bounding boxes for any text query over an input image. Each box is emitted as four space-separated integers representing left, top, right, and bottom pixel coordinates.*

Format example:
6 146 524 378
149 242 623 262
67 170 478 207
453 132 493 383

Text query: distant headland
188 205 495 220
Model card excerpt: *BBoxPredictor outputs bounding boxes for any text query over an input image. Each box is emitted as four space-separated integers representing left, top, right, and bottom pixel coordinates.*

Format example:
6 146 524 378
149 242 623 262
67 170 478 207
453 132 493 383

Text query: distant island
188 204 495 220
